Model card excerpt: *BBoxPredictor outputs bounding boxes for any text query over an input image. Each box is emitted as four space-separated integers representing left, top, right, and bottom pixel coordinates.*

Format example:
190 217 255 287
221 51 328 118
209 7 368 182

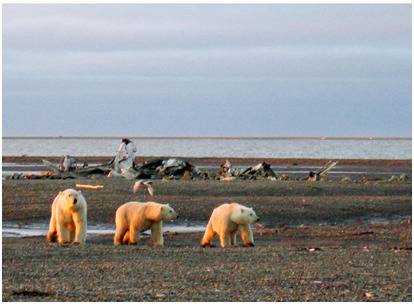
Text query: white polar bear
201 203 259 248
114 202 178 246
46 189 87 244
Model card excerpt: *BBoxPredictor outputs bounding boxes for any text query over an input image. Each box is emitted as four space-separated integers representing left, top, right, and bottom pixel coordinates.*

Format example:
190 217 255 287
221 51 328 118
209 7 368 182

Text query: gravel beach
2 161 412 301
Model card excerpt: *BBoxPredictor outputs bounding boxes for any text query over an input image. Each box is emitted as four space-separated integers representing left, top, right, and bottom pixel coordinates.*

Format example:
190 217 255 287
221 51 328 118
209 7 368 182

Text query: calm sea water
2 138 412 159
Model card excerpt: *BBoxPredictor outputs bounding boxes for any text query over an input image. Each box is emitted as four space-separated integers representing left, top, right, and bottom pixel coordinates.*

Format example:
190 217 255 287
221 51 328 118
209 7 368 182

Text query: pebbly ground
2 223 411 301
2 174 412 301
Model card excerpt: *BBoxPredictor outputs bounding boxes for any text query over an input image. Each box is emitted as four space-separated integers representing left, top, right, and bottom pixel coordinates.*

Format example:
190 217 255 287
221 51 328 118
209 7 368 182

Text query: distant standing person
59 155 77 172
114 138 137 173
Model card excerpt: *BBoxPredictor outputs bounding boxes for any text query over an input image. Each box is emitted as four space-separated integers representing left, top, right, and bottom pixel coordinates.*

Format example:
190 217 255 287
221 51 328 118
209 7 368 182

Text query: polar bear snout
168 210 178 221
69 196 77 206
171 210 178 219
163 207 178 221
251 216 259 223
245 209 259 224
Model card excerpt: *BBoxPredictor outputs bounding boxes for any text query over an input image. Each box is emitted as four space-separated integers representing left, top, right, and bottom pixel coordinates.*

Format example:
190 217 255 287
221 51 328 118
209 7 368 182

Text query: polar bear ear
77 190 82 195
241 209 244 213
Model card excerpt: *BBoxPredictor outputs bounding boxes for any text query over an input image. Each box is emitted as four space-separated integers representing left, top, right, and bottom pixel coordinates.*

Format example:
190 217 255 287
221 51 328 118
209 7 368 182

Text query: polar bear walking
201 203 259 248
114 202 178 246
47 189 87 244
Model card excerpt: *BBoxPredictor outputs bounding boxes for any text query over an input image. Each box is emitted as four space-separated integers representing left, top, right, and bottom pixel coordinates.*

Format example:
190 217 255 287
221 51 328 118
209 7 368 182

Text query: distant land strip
2 136 412 140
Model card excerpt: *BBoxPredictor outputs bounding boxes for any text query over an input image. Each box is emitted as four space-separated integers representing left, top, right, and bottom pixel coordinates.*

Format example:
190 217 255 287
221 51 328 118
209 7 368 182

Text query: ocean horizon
2 136 412 140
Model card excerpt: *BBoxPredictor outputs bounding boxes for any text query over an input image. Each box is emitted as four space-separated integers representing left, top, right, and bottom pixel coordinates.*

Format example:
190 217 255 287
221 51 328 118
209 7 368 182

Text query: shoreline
3 215 410 240
3 156 412 167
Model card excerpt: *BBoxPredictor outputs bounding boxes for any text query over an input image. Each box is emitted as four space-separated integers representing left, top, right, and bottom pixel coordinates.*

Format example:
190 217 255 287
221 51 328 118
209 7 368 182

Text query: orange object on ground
75 184 104 190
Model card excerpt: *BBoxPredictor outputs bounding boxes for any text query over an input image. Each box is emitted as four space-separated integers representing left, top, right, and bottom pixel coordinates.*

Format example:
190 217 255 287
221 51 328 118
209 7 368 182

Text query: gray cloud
3 4 412 136
4 5 411 51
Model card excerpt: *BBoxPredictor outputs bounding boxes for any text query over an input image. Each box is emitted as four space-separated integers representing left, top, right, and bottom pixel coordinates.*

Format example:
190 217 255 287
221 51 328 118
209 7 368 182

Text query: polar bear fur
47 189 87 244
114 202 178 246
201 203 259 248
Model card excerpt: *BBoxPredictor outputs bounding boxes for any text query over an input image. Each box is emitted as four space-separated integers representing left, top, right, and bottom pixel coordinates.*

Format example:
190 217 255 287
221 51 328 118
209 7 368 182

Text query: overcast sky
3 4 412 137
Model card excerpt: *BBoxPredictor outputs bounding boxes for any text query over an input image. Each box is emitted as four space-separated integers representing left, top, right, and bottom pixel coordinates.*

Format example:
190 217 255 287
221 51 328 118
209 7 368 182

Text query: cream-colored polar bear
114 202 178 246
201 203 259 248
47 189 87 244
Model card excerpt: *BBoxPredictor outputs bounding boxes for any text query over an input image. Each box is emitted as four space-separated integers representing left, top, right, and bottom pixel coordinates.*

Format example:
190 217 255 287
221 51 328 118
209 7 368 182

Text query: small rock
279 174 289 181
364 292 374 299
255 223 265 229
307 247 321 252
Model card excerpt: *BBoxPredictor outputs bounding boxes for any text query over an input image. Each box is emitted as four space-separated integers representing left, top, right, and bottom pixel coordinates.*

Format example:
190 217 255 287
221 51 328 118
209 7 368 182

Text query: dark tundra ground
2 166 412 301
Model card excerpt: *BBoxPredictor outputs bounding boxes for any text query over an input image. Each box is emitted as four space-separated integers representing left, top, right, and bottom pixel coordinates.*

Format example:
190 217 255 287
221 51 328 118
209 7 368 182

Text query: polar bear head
61 189 86 211
145 202 178 222
161 204 178 222
231 205 259 225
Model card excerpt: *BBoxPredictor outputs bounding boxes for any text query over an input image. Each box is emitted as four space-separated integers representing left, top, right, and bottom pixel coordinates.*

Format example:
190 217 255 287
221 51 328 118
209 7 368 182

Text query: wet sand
2 165 412 301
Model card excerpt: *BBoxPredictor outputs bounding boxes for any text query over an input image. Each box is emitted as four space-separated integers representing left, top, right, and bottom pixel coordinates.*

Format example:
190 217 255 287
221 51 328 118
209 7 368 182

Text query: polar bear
46 189 87 244
201 203 259 248
114 202 178 246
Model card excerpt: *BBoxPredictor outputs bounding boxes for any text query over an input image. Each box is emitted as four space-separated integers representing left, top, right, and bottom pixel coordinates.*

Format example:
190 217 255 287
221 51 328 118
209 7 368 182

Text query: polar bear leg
114 225 127 246
47 229 58 243
239 224 254 247
68 223 76 242
201 220 215 247
230 231 237 246
47 213 58 243
57 222 70 244
73 213 86 244
122 231 130 244
47 194 60 243
128 225 139 245
219 228 231 248
151 221 164 246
